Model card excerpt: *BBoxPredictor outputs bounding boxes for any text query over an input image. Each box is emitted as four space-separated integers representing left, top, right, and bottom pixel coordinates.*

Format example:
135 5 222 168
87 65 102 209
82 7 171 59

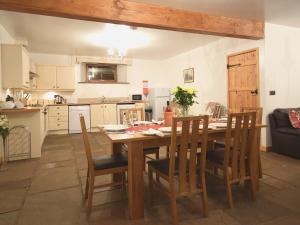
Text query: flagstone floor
0 133 300 225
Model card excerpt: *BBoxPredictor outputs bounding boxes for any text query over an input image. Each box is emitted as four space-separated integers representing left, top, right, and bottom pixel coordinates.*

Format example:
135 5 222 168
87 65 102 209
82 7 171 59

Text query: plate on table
102 124 128 132
141 128 159 136
158 127 182 133
134 121 153 126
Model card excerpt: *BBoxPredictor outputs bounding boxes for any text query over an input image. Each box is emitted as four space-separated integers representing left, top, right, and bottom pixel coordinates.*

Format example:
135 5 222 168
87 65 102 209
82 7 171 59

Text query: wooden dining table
100 124 265 220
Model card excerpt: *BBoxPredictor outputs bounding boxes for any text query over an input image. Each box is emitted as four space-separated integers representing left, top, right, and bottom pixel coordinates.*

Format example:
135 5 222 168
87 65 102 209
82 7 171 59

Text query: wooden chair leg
121 172 126 191
155 149 160 182
87 174 95 214
148 167 154 204
84 169 89 199
169 189 178 225
258 151 262 178
224 170 233 208
199 173 208 217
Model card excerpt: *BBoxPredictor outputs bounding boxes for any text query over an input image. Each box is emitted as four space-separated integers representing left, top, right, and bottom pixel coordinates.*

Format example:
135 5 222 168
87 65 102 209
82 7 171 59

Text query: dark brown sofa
269 108 300 159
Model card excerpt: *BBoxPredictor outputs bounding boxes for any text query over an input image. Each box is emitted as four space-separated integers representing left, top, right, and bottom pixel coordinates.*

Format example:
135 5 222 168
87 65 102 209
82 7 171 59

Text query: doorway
227 48 260 112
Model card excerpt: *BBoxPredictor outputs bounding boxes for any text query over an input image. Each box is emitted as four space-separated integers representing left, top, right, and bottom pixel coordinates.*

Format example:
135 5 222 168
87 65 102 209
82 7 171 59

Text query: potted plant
171 86 198 116
0 115 9 171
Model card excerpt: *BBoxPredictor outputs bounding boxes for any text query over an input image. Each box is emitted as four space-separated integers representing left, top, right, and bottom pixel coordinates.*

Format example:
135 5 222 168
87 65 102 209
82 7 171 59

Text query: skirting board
260 145 272 152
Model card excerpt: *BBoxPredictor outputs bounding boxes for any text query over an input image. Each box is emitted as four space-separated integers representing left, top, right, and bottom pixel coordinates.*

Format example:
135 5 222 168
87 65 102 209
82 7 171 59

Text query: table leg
112 143 123 183
127 141 144 219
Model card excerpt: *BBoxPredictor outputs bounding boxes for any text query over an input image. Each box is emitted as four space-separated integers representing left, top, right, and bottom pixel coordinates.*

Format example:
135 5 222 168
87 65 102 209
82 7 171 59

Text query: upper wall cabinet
35 65 75 91
1 44 30 89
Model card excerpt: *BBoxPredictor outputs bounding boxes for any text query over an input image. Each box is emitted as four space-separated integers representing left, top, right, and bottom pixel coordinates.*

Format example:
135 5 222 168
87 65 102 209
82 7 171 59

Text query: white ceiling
0 10 219 60
1 0 300 59
134 0 300 27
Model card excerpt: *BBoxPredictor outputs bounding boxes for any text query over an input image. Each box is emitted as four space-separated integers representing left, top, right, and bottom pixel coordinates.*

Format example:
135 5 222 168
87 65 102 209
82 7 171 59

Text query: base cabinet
48 106 69 131
91 104 117 128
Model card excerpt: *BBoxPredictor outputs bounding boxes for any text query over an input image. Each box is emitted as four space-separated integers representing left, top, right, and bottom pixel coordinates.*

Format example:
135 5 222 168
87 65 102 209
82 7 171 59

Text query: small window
86 64 117 83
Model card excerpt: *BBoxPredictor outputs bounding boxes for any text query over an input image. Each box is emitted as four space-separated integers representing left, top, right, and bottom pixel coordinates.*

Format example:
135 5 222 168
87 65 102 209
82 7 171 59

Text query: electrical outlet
269 90 276 95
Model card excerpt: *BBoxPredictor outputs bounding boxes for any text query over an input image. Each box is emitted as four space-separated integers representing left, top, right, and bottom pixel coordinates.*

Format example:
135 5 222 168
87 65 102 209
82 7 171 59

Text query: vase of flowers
171 86 198 117
0 115 9 171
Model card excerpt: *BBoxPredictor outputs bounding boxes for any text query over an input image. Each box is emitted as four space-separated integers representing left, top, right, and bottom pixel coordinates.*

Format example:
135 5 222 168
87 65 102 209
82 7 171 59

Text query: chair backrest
169 115 209 194
80 115 94 171
120 107 144 124
241 107 263 124
224 112 256 181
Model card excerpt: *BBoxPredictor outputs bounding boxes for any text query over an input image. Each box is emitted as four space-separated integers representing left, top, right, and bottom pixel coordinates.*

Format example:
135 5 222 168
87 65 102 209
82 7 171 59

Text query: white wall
0 24 15 99
164 37 265 113
30 53 169 100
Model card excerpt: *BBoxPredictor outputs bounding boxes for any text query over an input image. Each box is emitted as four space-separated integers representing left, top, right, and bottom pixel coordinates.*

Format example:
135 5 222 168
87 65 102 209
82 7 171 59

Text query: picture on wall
183 68 194 83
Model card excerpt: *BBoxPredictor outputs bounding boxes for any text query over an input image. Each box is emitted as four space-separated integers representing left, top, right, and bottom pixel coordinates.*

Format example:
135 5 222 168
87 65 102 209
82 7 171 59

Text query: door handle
251 89 258 95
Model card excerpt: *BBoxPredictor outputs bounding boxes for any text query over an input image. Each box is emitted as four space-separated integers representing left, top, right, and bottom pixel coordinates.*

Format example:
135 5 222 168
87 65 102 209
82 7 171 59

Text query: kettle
54 95 65 104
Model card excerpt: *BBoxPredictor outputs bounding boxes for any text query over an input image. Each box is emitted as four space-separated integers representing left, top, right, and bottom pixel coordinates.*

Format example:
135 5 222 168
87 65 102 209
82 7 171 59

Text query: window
86 64 117 83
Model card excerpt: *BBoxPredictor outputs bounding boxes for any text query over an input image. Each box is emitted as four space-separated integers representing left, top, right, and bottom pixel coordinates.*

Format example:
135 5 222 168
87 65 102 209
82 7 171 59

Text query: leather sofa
269 108 300 159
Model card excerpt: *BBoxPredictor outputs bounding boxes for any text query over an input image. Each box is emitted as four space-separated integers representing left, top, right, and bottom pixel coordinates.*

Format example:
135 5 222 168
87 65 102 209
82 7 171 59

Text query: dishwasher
69 105 91 134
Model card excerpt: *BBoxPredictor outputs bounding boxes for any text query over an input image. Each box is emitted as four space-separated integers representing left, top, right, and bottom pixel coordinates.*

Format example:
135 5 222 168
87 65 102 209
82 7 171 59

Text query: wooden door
227 49 260 112
56 66 75 90
36 65 57 89
103 104 117 124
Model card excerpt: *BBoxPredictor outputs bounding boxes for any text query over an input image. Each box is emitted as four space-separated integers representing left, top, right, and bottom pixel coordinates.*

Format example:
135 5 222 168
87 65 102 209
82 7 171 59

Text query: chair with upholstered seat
124 107 160 167
206 112 257 208
80 115 128 213
148 115 209 225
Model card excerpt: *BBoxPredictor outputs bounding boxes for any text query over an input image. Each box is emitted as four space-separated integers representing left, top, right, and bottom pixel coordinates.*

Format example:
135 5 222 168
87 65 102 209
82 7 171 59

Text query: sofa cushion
277 127 300 137
273 109 294 128
288 109 300 128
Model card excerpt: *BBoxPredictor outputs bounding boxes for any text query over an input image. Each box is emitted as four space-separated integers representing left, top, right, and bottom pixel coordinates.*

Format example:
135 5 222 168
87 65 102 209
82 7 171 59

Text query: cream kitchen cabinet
48 105 69 131
1 44 30 89
56 66 75 90
91 104 117 128
35 65 75 90
36 65 57 89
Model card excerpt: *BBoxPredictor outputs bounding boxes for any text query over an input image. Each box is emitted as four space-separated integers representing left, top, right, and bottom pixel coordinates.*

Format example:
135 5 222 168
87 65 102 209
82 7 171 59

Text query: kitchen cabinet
91 104 117 128
1 44 30 89
48 105 68 131
56 66 75 90
36 65 56 89
35 65 75 90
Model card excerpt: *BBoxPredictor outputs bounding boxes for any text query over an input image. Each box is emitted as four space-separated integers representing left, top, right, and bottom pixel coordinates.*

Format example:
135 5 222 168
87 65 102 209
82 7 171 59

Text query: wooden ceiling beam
0 0 264 39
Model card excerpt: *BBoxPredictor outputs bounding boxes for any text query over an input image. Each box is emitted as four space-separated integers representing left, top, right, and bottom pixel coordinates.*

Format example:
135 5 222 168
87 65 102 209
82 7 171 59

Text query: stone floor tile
0 187 27 213
29 166 79 194
0 160 38 186
40 149 74 163
0 211 19 225
18 187 82 225
260 214 300 225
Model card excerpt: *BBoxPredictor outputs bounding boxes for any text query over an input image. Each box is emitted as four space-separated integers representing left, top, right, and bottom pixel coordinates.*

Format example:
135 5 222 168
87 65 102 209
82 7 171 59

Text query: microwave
131 94 142 101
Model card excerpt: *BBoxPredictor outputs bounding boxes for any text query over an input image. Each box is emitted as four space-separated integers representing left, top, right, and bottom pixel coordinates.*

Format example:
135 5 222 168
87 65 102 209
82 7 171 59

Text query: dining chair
80 115 128 213
148 115 209 225
241 107 263 178
206 112 257 208
126 107 160 167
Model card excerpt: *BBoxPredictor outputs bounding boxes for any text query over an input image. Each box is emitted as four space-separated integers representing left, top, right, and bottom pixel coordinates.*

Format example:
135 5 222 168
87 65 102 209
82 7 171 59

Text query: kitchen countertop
0 107 41 113
47 100 148 106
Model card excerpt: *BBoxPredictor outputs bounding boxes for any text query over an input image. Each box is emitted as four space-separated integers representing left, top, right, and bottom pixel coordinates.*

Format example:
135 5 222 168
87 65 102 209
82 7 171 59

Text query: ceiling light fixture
86 23 150 58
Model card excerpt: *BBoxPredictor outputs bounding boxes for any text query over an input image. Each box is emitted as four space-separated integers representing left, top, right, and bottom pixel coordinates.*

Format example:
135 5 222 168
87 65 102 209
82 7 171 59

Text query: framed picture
183 68 194 83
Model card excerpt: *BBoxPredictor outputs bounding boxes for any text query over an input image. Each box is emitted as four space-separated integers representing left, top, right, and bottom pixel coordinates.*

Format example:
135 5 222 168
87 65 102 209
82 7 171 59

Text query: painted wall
0 24 15 100
30 53 169 101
